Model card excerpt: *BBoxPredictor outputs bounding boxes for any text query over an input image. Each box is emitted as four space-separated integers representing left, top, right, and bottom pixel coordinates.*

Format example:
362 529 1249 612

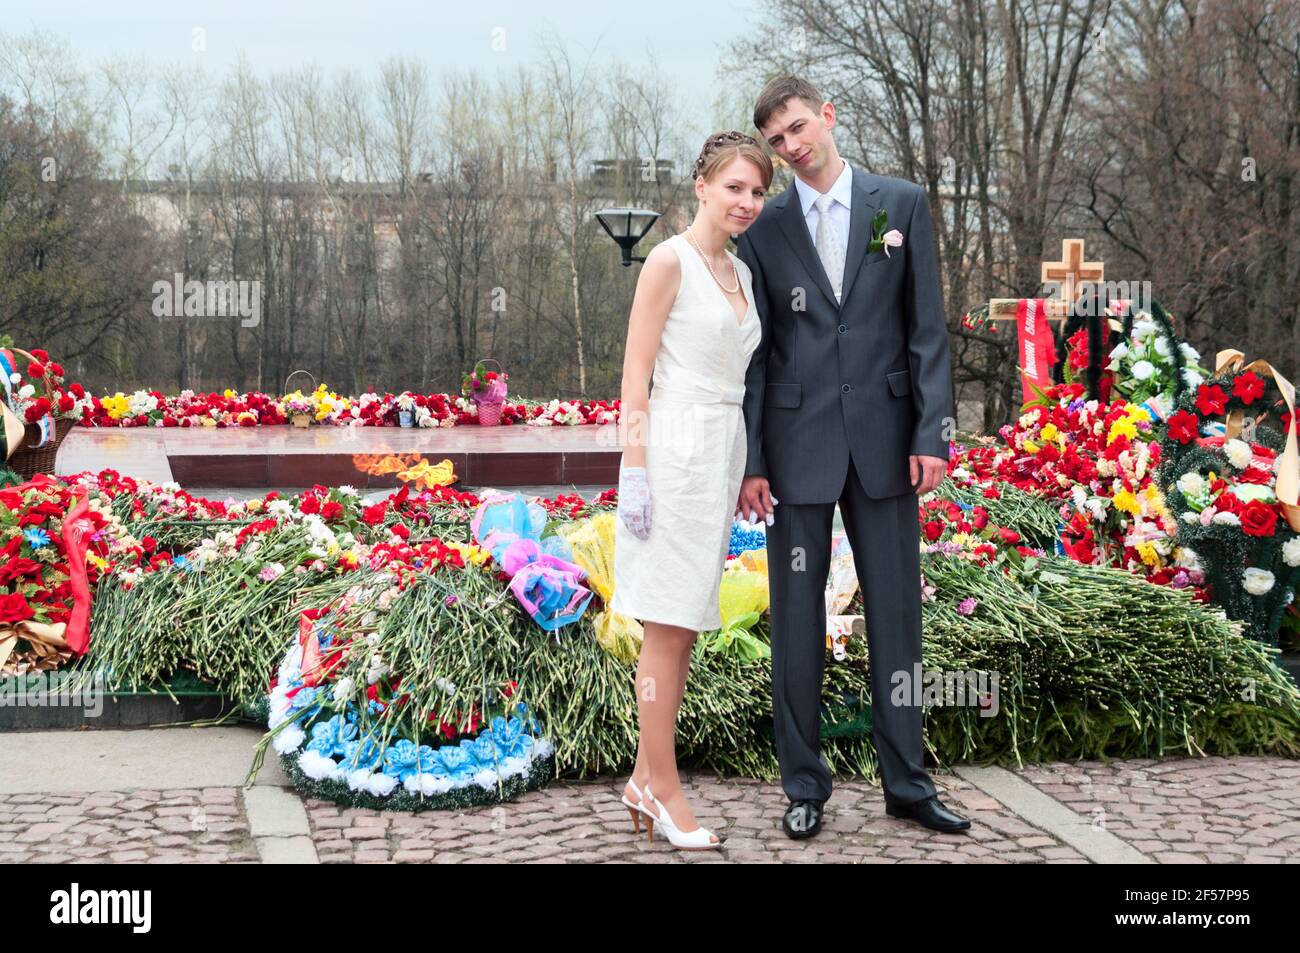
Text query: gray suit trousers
766 450 937 806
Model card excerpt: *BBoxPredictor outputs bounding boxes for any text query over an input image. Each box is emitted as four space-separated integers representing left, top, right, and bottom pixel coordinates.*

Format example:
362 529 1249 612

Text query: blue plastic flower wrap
728 520 767 557
471 491 593 631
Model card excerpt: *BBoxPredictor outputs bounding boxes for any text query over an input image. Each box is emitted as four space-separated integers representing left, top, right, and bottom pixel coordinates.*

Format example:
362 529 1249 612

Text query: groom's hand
736 475 777 525
909 455 947 496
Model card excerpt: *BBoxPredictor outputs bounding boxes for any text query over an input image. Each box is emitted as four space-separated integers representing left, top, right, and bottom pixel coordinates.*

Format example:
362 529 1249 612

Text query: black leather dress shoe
783 799 824 839
884 795 971 832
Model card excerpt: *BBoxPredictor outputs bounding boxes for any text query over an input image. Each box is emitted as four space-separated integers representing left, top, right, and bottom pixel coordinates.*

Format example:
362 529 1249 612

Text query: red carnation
922 520 944 541
998 527 1021 545
0 592 34 624
27 361 45 377
0 557 43 583
319 500 344 521
299 495 320 515
1239 499 1278 537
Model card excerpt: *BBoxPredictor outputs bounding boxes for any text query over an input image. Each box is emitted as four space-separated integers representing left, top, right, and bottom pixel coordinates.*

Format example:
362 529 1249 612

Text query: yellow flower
1108 419 1138 445
200 417 217 427
1136 541 1160 567
1023 439 1040 454
87 552 109 572
224 388 237 399
102 394 129 420
1127 404 1151 423
1040 423 1059 442
1112 489 1140 517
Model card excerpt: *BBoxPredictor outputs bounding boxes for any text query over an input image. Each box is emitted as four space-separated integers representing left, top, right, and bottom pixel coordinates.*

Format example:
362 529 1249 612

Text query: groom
735 76 970 837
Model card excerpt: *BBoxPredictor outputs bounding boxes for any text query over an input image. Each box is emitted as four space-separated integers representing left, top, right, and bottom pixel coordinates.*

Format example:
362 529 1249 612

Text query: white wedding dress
611 232 762 632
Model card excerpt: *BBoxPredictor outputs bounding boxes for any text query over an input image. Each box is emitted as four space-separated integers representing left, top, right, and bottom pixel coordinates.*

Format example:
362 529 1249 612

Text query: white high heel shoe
620 778 652 834
642 785 722 850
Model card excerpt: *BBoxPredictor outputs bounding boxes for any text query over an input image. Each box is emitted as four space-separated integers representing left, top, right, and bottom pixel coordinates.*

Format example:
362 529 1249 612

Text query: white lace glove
618 465 652 540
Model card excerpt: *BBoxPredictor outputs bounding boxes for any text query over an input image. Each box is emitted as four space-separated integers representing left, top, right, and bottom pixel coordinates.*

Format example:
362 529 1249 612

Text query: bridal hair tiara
691 130 762 181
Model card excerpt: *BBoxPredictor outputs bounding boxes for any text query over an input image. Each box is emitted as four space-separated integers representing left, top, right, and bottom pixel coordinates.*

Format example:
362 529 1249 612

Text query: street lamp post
595 207 660 266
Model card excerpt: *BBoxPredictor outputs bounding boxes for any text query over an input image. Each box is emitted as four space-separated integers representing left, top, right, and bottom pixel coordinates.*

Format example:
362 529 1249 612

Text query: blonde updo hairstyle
691 130 774 190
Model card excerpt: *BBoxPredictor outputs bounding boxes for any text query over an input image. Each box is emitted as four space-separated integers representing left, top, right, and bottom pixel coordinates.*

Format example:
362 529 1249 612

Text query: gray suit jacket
735 164 954 504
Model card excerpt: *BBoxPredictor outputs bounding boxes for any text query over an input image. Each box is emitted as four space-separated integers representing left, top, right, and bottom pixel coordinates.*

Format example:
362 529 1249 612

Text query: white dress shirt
794 158 853 257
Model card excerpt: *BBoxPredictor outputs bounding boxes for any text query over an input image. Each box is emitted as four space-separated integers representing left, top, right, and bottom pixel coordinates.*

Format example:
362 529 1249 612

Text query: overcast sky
6 0 763 131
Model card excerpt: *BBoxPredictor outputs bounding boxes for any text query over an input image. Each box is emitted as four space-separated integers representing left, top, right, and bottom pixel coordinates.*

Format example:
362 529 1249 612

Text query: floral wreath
1157 353 1300 644
259 599 556 812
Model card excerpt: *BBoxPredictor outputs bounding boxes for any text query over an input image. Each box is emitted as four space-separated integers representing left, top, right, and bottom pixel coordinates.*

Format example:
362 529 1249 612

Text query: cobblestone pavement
0 788 259 864
1016 756 1300 864
306 769 1083 863
4 755 1298 863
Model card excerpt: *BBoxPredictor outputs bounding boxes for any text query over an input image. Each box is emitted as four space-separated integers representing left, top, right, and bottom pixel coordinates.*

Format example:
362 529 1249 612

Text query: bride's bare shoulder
634 238 682 298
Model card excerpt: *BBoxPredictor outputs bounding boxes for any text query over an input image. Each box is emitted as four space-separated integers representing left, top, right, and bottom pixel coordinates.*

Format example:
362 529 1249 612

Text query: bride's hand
736 475 777 525
618 465 652 539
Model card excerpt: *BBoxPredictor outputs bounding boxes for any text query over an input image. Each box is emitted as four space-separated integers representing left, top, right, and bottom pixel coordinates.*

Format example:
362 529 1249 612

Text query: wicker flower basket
469 358 508 427
6 347 77 481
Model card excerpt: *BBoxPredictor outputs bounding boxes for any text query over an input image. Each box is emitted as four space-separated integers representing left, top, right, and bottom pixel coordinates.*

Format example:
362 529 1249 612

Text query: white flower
1109 342 1130 361
1176 472 1206 497
298 750 343 780
1283 537 1300 567
1130 360 1156 381
1212 511 1241 527
364 772 399 797
332 677 355 702
1242 567 1275 595
1153 336 1171 357
1222 439 1252 470
1179 342 1201 364
8 372 19 385
336 485 359 497
1182 368 1204 388
17 384 35 399
1231 483 1275 504
404 773 454 796
1132 317 1157 340
272 723 305 754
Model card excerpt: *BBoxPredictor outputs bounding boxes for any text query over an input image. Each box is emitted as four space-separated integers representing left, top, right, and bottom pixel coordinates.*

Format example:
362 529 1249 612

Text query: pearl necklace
685 224 740 294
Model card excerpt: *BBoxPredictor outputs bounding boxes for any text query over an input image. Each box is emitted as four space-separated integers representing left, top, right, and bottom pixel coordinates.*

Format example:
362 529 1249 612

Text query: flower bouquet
282 391 316 428
461 360 509 427
1103 310 1209 419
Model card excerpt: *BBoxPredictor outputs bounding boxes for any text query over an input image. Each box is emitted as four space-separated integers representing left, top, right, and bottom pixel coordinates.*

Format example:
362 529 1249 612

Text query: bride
610 131 774 850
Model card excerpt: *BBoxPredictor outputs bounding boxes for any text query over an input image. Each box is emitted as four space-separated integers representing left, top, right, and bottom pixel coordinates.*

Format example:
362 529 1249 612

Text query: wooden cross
983 238 1106 325
1041 238 1104 310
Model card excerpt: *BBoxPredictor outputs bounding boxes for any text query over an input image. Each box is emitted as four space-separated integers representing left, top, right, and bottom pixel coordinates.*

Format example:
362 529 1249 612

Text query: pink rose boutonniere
869 208 904 257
